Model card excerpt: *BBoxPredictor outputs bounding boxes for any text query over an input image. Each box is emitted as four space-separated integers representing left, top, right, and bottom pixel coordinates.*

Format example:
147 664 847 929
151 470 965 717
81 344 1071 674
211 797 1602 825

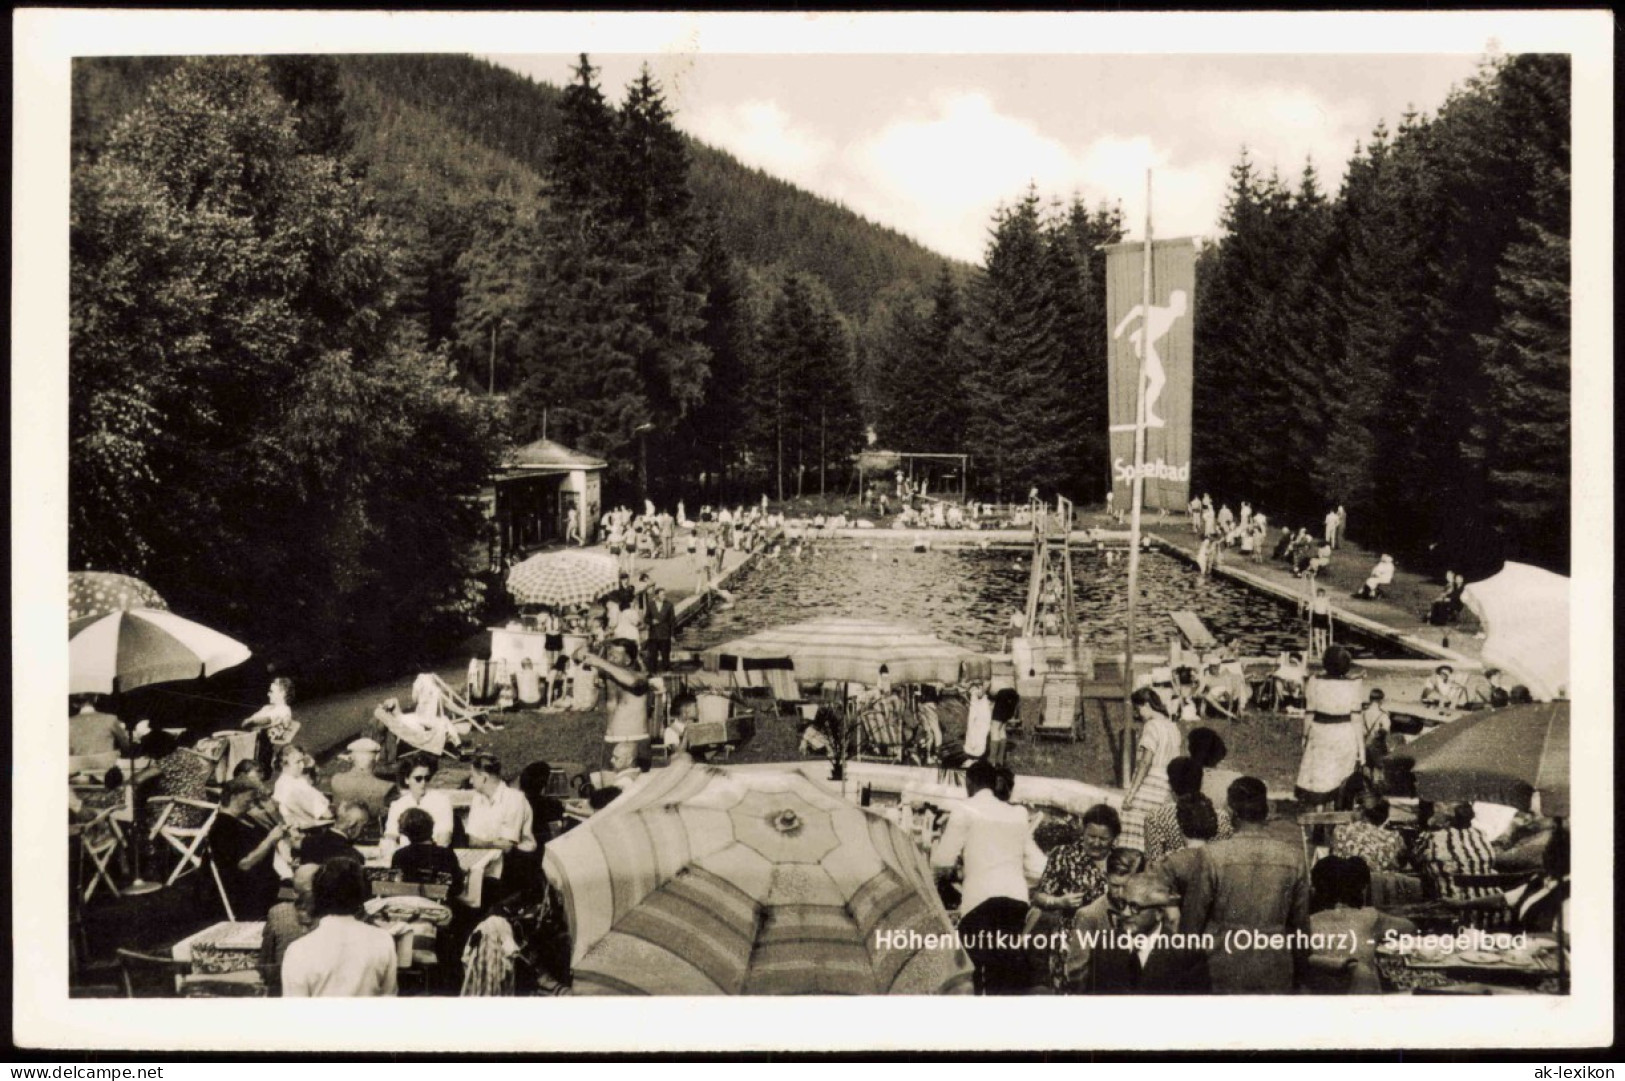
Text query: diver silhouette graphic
1111 288 1187 430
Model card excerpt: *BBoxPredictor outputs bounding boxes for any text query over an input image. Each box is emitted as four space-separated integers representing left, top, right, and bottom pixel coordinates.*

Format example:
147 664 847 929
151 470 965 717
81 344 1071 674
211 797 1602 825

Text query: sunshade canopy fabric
704 617 974 686
1462 562 1569 701
69 608 252 695
541 757 974 995
1401 702 1569 817
505 549 620 608
68 571 168 624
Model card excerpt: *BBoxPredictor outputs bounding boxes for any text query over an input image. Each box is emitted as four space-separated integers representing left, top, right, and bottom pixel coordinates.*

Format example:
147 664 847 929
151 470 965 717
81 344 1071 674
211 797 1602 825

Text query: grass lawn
339 688 1347 800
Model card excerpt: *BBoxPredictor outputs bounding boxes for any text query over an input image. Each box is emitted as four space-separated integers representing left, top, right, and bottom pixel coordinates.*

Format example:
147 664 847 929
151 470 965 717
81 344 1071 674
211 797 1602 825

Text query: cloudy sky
492 52 1483 262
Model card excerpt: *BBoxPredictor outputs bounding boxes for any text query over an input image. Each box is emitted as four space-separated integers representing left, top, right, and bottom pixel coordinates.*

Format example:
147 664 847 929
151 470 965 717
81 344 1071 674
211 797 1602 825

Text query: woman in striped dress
1119 687 1182 852
1418 802 1503 925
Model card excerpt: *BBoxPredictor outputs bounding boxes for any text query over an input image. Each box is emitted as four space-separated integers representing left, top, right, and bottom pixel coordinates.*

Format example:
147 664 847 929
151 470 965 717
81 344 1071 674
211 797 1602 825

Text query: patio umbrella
506 549 620 608
1400 701 1569 817
1462 562 1569 701
705 617 974 685
542 757 974 995
68 571 168 624
69 608 252 695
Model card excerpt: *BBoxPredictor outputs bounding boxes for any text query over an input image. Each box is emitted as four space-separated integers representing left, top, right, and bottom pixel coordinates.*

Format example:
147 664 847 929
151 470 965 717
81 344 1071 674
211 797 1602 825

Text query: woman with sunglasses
381 753 454 856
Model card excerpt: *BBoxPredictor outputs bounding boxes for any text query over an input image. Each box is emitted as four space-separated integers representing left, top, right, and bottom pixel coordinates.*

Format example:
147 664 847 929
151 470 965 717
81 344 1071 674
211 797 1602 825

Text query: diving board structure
1170 609 1217 652
1023 495 1079 641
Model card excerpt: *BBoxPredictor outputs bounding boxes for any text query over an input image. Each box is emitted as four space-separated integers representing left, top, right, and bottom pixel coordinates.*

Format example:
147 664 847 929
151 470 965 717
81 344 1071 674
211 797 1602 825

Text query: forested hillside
71 53 955 326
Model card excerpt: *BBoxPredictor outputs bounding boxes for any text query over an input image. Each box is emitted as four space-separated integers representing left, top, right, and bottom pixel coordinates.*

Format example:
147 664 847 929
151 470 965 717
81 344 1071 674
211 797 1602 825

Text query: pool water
677 543 1418 659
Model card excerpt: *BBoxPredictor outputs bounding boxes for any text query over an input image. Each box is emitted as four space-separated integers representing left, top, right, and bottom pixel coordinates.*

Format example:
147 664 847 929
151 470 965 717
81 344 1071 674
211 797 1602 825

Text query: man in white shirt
465 753 536 854
281 857 397 997
931 760 1047 994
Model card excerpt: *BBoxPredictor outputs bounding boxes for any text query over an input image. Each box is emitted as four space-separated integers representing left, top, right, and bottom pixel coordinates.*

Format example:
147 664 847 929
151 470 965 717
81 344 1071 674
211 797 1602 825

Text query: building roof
501 438 607 473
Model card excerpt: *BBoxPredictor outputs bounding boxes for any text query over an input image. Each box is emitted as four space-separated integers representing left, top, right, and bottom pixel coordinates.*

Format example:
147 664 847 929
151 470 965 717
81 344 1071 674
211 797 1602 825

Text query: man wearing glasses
1065 871 1211 994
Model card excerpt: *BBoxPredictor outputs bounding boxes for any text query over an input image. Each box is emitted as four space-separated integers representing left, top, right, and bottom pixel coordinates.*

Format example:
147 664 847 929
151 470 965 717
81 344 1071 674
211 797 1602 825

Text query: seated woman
240 678 299 762
1353 554 1396 599
373 694 465 760
390 807 464 897
135 728 216 835
272 744 332 830
382 753 454 853
1269 652 1308 710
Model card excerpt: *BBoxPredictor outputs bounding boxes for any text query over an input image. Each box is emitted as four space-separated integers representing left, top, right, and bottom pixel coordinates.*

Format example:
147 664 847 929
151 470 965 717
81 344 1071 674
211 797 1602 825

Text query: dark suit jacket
298 828 363 868
1079 937 1211 994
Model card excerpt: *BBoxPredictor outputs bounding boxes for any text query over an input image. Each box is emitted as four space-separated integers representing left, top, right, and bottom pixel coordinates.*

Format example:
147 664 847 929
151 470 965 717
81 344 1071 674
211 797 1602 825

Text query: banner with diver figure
1105 237 1196 512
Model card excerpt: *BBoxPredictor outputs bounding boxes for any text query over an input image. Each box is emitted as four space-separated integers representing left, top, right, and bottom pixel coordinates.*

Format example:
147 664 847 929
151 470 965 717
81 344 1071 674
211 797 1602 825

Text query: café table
174 914 443 984
1375 932 1565 994
171 920 268 990
1385 698 1464 732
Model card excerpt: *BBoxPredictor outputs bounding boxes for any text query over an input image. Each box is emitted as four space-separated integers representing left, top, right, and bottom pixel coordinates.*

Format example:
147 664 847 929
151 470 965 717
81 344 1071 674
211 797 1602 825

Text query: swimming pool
676 542 1423 659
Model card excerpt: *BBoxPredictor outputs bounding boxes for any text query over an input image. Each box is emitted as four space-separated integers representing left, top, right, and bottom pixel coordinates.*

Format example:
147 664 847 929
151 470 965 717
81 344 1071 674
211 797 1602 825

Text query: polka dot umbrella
67 571 168 626
542 756 975 995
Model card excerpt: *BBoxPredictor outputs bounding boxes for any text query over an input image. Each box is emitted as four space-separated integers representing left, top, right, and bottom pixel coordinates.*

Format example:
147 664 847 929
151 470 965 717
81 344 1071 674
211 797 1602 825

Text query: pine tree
961 189 1072 502
1048 199 1123 500
1470 54 1571 570
869 264 966 453
548 54 619 220
678 212 757 493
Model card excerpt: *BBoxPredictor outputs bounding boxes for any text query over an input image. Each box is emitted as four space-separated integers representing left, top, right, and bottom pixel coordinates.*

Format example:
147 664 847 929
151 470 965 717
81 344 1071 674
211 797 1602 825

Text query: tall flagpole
1121 170 1154 789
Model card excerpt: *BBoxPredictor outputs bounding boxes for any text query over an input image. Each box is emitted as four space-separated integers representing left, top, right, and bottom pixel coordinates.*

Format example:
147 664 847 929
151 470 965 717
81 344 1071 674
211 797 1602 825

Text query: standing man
1181 776 1310 994
1335 504 1348 549
643 586 676 675
930 760 1047 994
1324 507 1340 549
575 640 651 772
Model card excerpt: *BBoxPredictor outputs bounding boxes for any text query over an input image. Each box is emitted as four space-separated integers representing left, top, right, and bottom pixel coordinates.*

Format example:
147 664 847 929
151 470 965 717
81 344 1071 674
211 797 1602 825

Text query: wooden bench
1170 610 1217 652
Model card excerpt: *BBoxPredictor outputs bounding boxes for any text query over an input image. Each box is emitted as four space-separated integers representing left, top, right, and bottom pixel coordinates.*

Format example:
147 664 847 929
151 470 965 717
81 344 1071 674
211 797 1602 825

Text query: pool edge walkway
1147 532 1482 669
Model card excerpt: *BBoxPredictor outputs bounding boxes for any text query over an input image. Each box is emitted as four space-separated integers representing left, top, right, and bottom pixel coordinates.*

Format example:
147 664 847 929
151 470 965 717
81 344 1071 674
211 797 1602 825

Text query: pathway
1141 519 1483 668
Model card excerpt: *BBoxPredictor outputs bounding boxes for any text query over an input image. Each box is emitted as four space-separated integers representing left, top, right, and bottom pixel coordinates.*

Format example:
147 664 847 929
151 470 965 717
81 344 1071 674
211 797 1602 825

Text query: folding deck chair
853 696 910 763
1035 675 1083 742
427 673 497 733
76 805 126 902
148 797 221 886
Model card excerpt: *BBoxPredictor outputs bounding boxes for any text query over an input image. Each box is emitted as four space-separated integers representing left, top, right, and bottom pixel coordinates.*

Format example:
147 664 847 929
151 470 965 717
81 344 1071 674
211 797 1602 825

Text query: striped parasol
705 616 974 685
542 757 974 995
68 571 168 625
505 549 620 608
69 608 252 695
